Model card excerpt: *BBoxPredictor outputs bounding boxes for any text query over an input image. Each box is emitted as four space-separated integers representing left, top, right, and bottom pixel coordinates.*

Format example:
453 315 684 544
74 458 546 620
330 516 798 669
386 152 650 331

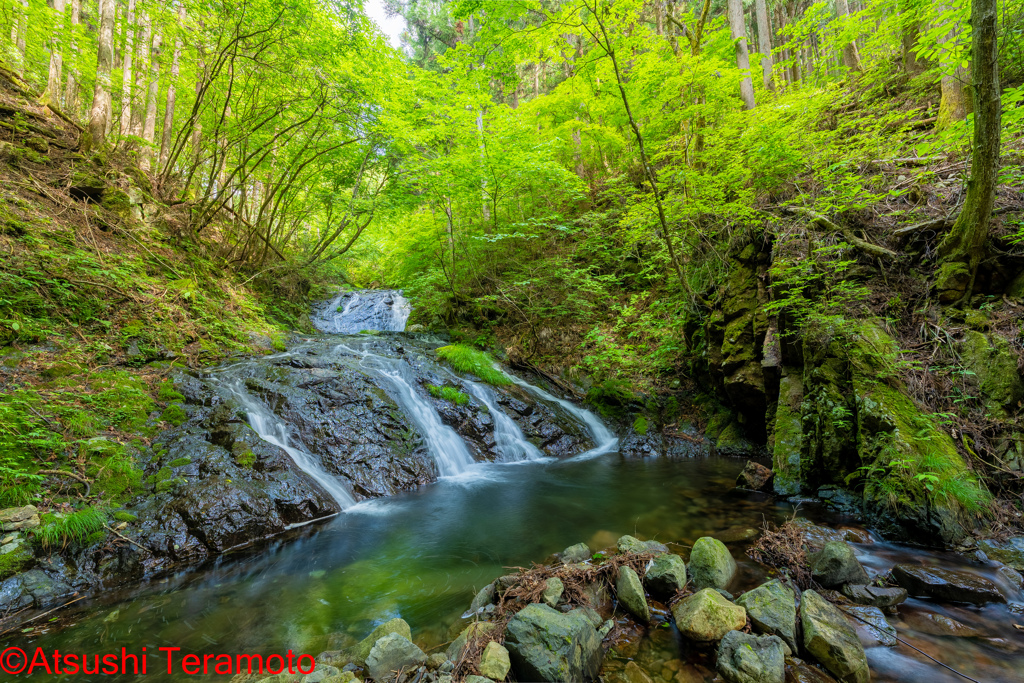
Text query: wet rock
643 553 687 597
790 519 844 550
426 653 448 671
468 583 495 613
542 577 564 607
736 460 774 491
892 564 1006 604
561 542 592 563
366 632 427 682
616 566 650 622
839 527 872 544
671 588 746 641
978 537 1024 571
504 603 603 682
808 541 868 588
840 584 907 608
0 569 74 610
902 611 982 637
478 641 510 680
465 676 494 683
617 535 668 555
0 505 40 532
446 622 497 660
735 579 797 652
997 565 1024 590
842 605 896 647
688 536 737 590
800 589 869 683
622 660 653 683
717 630 785 683
350 618 412 664
784 657 839 683
716 526 759 543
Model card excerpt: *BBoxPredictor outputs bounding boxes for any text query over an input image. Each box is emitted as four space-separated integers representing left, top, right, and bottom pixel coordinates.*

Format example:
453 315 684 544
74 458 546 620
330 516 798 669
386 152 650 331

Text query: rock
644 553 687 597
716 630 785 683
365 632 427 682
478 641 510 680
903 611 982 637
784 657 839 683
715 526 759 543
808 541 869 588
800 589 869 683
321 673 357 683
0 569 74 610
998 565 1024 590
616 566 650 622
299 666 340 682
622 661 653 683
406 324 425 332
469 583 496 613
978 537 1024 571
843 605 896 647
426 653 448 671
790 519 845 550
735 579 797 652
350 618 412 664
542 577 564 607
0 505 40 532
892 564 1006 604
671 588 746 642
446 622 497 660
503 603 603 682
840 584 907 608
617 535 668 555
736 460 774 491
688 536 737 590
561 542 592 563
465 676 493 683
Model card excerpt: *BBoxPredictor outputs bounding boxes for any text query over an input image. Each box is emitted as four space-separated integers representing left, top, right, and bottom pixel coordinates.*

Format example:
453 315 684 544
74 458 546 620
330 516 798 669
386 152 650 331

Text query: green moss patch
427 384 470 405
436 345 510 385
161 404 187 426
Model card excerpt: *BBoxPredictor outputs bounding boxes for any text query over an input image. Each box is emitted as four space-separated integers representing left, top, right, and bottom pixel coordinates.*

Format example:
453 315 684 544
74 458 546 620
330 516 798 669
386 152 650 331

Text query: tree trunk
476 108 490 230
64 0 81 114
131 12 151 136
836 0 863 72
87 0 116 150
936 7 970 130
160 6 184 170
120 0 136 137
755 0 774 91
141 27 161 171
935 0 1000 303
728 0 756 109
11 0 28 74
899 0 925 75
47 0 68 103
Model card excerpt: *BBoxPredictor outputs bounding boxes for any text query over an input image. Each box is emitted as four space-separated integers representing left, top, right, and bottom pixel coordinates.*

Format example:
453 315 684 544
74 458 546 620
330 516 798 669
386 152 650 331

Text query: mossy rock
154 476 186 494
772 371 804 495
112 511 138 523
933 261 971 304
101 188 134 221
0 542 35 580
161 404 187 427
40 362 82 379
960 330 1024 417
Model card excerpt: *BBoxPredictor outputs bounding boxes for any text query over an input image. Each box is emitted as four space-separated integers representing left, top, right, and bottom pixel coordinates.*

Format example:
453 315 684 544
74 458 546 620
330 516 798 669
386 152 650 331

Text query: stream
8 290 1024 682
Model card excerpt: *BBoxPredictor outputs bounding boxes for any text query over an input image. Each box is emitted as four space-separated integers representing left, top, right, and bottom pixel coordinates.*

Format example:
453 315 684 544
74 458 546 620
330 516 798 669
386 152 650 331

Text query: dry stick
786 207 898 259
103 524 150 554
837 605 981 683
0 595 87 636
37 469 92 498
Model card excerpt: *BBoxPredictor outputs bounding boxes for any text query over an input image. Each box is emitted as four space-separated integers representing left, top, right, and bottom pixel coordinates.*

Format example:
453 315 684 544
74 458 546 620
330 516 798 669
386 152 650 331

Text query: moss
933 261 971 304
146 466 173 488
157 379 185 402
36 507 107 548
235 449 256 468
427 384 470 405
632 415 649 435
585 379 637 418
436 345 511 385
39 362 82 380
155 476 186 494
168 456 191 468
0 543 34 579
772 372 804 495
86 530 106 545
112 511 137 523
960 330 1024 417
161 403 187 426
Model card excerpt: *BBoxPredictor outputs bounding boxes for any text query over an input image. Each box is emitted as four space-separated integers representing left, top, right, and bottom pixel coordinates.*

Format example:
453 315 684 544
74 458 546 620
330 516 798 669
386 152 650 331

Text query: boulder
615 566 650 622
350 618 412 665
842 605 896 647
617 535 668 555
800 590 869 683
716 630 785 683
891 564 1006 604
446 622 497 661
840 584 907 608
903 611 981 637
504 603 602 682
478 641 510 680
671 588 746 641
688 536 737 590
426 653 448 670
784 657 840 683
736 460 774 491
790 519 845 550
644 553 687 597
978 537 1024 571
365 632 427 681
542 577 564 607
809 541 869 587
561 542 592 563
735 579 797 652
468 583 496 613
465 677 494 683
622 661 653 683
0 505 40 532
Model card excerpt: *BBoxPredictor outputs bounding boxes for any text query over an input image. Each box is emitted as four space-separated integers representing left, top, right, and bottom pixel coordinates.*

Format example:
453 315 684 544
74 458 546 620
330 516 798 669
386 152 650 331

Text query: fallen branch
785 207 899 259
45 102 84 134
894 206 1015 236
103 524 151 554
37 469 92 498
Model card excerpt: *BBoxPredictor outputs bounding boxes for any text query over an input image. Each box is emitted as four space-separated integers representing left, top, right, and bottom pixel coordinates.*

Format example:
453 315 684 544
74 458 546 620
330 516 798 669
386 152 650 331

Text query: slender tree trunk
64 0 81 114
46 0 68 103
120 0 136 136
937 8 970 129
476 108 491 230
836 0 863 72
131 11 151 136
728 0 756 109
87 0 116 150
11 0 28 74
141 27 161 171
755 0 774 91
899 0 925 75
160 6 184 170
935 0 1000 303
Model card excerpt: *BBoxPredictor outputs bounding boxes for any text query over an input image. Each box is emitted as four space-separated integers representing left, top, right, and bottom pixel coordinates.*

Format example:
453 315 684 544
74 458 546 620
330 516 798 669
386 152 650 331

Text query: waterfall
503 369 618 459
463 381 544 462
312 289 411 334
221 378 356 508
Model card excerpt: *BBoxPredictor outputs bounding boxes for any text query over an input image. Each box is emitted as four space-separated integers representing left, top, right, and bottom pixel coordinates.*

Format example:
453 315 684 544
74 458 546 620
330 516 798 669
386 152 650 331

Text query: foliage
37 507 107 549
426 384 470 405
435 345 510 385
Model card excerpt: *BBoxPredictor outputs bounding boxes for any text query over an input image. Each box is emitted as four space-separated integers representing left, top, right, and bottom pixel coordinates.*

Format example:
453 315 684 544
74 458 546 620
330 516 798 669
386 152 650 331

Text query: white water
503 368 618 459
464 380 544 462
312 289 411 334
222 379 356 508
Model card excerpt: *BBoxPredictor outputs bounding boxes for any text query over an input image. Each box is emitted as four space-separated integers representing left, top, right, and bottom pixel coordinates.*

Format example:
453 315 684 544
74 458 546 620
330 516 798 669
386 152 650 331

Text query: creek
9 290 1024 683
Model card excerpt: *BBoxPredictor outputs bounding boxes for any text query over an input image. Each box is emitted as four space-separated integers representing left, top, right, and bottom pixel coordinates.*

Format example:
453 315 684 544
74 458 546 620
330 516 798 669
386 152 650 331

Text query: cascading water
220 377 356 508
311 289 411 334
463 381 544 462
504 368 619 459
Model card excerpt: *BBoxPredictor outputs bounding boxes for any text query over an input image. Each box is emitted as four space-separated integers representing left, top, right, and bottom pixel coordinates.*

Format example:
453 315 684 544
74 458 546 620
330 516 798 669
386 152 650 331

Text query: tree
120 0 137 137
160 5 184 169
87 0 117 150
64 0 81 113
836 0 862 72
140 26 161 170
46 0 67 103
934 0 1001 304
728 0 756 109
754 0 774 91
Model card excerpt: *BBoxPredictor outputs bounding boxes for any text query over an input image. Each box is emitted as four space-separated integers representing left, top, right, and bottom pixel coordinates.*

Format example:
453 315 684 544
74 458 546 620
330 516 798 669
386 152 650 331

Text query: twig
37 470 92 498
785 207 898 259
103 524 151 554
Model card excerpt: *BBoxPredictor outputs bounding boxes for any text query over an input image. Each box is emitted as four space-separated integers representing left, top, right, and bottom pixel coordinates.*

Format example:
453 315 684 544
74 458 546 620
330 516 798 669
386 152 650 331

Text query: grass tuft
435 345 510 385
427 384 470 405
37 507 107 548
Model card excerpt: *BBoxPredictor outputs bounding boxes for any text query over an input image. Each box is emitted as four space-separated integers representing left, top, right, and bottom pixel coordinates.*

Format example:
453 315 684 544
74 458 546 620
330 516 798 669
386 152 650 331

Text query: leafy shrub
436 345 510 385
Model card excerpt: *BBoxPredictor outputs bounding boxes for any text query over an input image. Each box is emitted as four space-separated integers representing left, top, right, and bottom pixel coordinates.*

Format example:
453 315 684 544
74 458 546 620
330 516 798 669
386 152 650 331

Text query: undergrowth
427 384 470 405
37 507 107 549
436 345 511 386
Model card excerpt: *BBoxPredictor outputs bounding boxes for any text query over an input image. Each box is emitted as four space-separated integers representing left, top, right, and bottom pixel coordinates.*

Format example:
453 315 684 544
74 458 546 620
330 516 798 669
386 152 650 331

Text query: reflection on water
12 455 1024 682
